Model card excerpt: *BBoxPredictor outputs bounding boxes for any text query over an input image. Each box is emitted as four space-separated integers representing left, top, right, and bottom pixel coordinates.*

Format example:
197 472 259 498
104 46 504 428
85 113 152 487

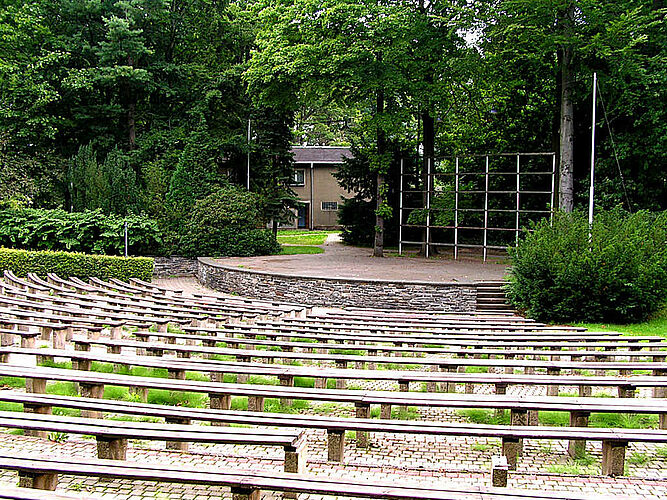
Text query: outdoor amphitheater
0 265 664 500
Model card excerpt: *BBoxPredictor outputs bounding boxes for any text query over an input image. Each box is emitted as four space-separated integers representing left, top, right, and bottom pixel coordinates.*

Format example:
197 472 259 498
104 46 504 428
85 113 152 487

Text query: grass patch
39 360 72 370
53 407 81 417
330 349 364 356
185 372 209 382
277 233 330 245
0 377 25 389
148 390 206 408
0 402 22 412
465 366 489 374
656 446 667 458
627 452 651 466
576 306 667 338
265 398 310 414
106 415 161 423
546 463 587 475
279 246 324 255
46 382 78 397
458 409 510 425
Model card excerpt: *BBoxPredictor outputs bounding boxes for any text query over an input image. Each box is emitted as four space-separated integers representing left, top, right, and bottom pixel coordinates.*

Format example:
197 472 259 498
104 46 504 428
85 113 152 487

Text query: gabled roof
291 146 352 164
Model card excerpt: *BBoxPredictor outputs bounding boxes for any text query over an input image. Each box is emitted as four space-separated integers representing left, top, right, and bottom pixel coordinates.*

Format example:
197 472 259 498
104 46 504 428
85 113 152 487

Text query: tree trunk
128 101 137 151
558 6 575 212
373 62 386 258
419 111 435 256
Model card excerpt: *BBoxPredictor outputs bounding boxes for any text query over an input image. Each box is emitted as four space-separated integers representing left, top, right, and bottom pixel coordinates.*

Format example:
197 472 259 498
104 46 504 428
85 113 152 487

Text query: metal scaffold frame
398 152 556 261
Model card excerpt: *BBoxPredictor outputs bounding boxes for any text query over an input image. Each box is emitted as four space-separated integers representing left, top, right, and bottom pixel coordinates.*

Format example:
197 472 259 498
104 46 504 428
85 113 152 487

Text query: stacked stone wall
197 257 477 311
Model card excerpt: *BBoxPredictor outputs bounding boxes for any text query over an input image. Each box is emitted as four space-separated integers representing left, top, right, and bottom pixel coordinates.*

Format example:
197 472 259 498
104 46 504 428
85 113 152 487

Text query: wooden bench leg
578 385 592 397
510 409 527 456
327 429 345 462
26 377 47 395
618 385 635 398
80 383 105 418
491 455 509 487
97 437 128 460
279 375 294 407
168 368 186 380
209 393 231 426
52 330 66 350
248 396 265 412
314 378 327 389
380 403 391 419
24 403 52 438
355 403 370 448
166 417 191 451
231 486 261 500
445 366 457 393
501 437 520 470
601 440 627 476
367 350 377 370
527 410 539 426
546 367 560 396
18 471 58 491
494 383 507 419
335 360 347 389
567 411 590 458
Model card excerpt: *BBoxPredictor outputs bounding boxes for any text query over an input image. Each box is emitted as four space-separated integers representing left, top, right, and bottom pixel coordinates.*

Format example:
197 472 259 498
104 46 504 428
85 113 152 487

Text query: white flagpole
588 73 597 242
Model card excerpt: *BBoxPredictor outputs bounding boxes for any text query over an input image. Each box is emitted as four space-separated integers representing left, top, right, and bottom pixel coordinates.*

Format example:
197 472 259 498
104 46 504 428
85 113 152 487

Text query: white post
124 221 128 257
588 72 597 240
454 157 459 260
246 119 251 190
515 154 520 244
425 157 431 259
398 159 404 255
483 156 489 262
550 154 556 225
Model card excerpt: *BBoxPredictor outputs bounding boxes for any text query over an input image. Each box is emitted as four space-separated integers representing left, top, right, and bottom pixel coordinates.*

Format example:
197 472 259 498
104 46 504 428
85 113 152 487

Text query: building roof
291 146 352 164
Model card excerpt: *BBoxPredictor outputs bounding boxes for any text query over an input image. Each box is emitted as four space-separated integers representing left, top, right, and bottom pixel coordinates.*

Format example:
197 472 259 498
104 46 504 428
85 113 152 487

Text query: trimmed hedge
506 209 667 323
0 248 154 281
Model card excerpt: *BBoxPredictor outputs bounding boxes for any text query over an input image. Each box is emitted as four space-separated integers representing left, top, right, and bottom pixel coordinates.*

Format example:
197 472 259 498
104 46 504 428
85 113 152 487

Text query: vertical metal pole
483 156 489 262
246 120 251 190
398 159 404 255
515 154 520 243
309 163 314 230
550 154 556 225
124 221 128 257
454 157 459 260
588 72 597 241
425 157 431 259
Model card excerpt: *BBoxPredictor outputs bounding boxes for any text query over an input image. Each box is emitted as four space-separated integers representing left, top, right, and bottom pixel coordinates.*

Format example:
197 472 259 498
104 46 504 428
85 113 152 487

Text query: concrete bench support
231 486 260 500
568 411 590 458
491 455 509 487
279 375 294 407
355 403 370 448
327 429 345 462
97 437 128 460
501 437 520 470
165 417 191 451
510 409 527 456
248 396 265 412
18 471 58 491
601 440 627 476
79 383 104 418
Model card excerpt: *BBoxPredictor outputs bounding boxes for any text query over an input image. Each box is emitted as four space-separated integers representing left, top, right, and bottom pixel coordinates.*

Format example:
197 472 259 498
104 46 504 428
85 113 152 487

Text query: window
291 169 305 186
321 201 339 211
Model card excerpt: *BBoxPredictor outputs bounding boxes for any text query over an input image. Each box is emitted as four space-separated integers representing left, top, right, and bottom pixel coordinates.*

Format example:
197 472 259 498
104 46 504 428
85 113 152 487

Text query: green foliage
0 208 162 256
179 188 280 257
338 198 376 247
68 145 141 215
0 248 153 281
507 210 667 323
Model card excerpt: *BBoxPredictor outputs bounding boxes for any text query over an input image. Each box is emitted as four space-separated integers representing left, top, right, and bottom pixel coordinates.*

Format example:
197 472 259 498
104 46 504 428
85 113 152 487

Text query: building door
297 205 308 228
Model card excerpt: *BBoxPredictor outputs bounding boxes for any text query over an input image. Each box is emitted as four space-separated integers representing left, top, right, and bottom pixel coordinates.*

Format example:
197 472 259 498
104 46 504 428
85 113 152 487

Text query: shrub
0 248 154 281
0 208 163 256
179 188 280 257
506 209 667 323
338 198 376 247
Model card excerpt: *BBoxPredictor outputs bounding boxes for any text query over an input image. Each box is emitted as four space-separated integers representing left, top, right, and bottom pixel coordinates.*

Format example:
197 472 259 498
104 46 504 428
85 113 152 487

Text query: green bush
179 188 280 257
338 198 376 247
0 248 154 281
0 208 163 256
506 210 667 323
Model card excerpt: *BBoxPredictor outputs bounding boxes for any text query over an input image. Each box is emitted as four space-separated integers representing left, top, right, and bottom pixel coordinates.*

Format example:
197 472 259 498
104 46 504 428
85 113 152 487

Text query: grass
457 409 510 425
0 376 25 389
627 452 651 466
277 233 331 245
576 306 667 339
279 245 324 255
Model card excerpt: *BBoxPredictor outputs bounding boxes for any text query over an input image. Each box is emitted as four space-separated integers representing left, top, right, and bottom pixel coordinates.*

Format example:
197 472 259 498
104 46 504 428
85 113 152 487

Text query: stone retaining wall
154 256 198 278
197 257 477 311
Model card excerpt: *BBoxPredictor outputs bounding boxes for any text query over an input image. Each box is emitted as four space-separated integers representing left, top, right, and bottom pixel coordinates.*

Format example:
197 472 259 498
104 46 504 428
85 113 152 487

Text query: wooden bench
0 454 619 499
68 336 667 398
131 328 667 362
0 410 304 472
2 391 665 476
1 363 665 438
